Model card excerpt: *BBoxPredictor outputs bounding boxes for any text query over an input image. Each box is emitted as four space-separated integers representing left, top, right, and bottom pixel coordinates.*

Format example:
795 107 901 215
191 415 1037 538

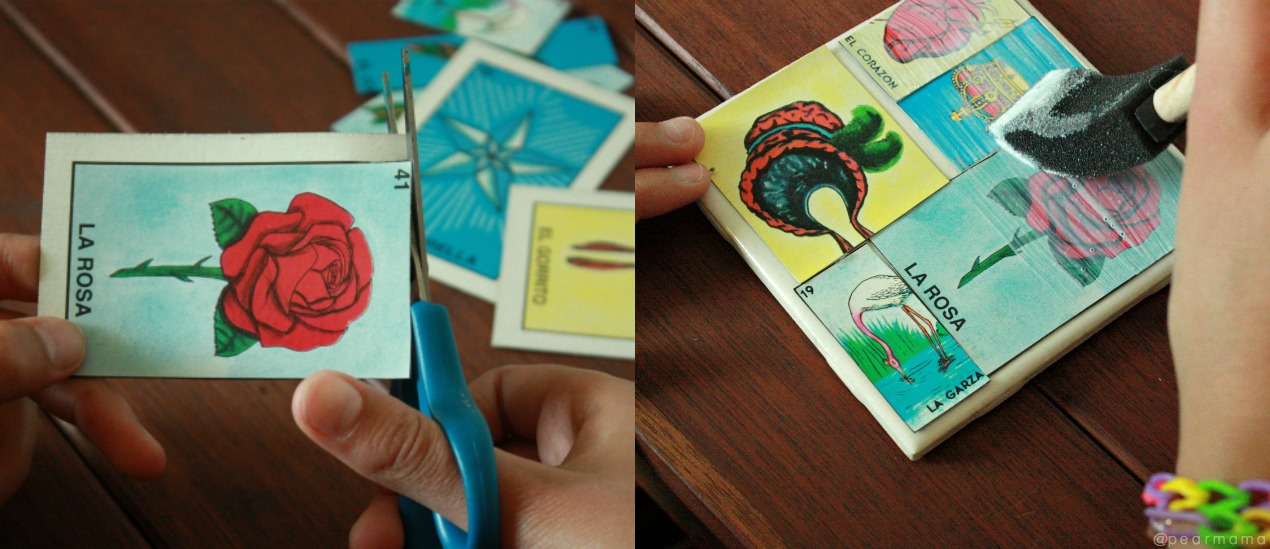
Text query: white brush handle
1153 64 1195 123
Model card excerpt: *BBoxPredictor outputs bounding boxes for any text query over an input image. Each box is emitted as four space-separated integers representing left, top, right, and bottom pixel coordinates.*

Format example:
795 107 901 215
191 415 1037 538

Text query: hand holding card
0 234 165 504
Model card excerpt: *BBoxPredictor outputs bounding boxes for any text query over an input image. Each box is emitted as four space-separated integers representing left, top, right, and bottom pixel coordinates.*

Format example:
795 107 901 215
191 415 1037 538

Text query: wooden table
0 1 633 547
635 1 1195 545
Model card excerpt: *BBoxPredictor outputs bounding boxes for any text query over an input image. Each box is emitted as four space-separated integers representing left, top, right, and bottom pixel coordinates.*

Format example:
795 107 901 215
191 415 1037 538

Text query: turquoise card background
416 60 623 281
872 152 1183 373
898 19 1080 170
67 162 412 378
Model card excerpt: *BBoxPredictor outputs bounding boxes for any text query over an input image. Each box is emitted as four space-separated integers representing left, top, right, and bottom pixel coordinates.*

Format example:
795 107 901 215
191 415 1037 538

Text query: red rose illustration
1023 167 1161 260
219 193 373 351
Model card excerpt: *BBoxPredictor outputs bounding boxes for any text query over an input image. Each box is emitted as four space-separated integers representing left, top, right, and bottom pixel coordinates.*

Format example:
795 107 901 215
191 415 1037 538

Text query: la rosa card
492 186 634 359
695 0 1182 459
408 40 634 303
39 133 413 379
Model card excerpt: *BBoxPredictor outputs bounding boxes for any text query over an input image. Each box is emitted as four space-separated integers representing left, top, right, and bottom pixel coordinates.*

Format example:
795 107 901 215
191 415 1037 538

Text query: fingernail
670 162 705 185
34 320 84 374
660 117 696 144
305 375 363 438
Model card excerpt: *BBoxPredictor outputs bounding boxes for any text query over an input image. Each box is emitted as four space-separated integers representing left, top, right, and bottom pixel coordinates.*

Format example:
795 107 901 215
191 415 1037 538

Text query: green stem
110 256 225 282
958 229 1044 288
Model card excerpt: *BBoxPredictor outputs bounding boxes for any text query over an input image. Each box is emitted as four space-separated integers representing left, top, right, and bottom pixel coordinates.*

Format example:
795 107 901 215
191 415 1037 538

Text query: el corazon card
39 133 412 379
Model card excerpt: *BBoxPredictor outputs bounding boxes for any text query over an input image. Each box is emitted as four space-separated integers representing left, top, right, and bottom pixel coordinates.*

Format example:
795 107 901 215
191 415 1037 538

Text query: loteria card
697 45 947 283
346 19 619 95
897 18 1080 170
347 34 465 94
796 243 986 430
392 0 568 55
38 133 413 379
409 40 634 302
332 90 408 134
492 186 633 359
872 150 1183 372
535 16 619 70
838 0 1031 100
694 0 1185 457
564 64 633 92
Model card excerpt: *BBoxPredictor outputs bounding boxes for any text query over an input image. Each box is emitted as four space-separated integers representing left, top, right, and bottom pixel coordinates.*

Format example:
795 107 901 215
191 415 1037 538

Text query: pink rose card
38 133 413 379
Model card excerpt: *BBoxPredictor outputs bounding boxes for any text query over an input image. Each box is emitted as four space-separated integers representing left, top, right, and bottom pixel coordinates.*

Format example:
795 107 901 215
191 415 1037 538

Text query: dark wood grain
635 0 1195 544
0 7 113 235
0 417 149 548
0 14 146 546
637 203 1149 545
2 0 633 545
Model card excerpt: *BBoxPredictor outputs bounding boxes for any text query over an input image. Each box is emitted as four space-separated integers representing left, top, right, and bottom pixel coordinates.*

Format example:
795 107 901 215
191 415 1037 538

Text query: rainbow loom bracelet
1142 473 1270 547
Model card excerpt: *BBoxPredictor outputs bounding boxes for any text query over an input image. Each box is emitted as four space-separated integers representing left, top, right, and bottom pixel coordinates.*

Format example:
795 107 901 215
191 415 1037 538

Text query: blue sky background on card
872 151 1183 372
899 19 1080 170
68 162 411 378
416 61 623 280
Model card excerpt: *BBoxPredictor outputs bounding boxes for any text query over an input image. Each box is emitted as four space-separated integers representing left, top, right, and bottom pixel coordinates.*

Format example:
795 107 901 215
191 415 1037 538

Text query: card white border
409 40 635 303
492 186 634 359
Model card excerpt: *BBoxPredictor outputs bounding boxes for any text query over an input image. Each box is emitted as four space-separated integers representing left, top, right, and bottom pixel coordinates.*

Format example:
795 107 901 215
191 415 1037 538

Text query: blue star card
408 41 634 301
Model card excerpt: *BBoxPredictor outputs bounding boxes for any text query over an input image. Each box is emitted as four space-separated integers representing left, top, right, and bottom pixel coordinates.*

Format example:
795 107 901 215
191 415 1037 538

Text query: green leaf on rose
210 198 259 250
1050 244 1105 287
988 178 1031 218
213 300 258 357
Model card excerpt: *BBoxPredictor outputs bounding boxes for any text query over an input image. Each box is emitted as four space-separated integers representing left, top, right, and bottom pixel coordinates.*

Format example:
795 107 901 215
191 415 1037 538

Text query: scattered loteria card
535 17 618 70
392 0 569 55
564 64 633 92
408 40 634 302
38 133 413 379
346 19 618 95
347 34 465 94
492 186 633 359
332 90 410 134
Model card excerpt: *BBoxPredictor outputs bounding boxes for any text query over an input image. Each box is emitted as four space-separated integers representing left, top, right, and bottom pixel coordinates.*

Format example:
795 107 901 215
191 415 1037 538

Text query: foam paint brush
988 55 1194 178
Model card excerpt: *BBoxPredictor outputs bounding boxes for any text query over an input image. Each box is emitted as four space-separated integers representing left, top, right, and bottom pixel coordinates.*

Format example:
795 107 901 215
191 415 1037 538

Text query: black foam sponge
989 55 1187 178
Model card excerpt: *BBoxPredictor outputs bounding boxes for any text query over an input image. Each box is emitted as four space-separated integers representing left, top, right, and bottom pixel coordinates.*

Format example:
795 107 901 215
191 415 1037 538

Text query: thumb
0 318 85 402
292 370 483 528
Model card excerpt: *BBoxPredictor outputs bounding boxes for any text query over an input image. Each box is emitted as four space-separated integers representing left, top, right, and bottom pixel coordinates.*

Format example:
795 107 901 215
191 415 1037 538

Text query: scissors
382 52 499 549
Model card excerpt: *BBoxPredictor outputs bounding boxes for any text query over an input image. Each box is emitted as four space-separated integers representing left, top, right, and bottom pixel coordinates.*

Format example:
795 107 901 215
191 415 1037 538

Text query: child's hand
1170 0 1270 480
0 234 165 503
636 117 709 220
292 364 633 547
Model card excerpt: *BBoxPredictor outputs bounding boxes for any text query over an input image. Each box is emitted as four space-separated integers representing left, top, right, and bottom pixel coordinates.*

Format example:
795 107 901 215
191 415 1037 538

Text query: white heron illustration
848 275 954 383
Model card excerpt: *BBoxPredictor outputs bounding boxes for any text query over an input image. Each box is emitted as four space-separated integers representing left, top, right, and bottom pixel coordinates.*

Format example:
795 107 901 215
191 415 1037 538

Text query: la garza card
410 41 634 302
492 186 633 359
797 244 986 430
39 133 413 379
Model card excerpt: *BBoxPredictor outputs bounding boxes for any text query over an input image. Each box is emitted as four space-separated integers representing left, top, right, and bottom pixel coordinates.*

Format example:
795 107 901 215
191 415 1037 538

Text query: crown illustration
949 60 1030 123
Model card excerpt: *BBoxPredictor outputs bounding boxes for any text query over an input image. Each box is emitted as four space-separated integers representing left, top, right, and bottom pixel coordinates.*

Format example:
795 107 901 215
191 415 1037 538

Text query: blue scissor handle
398 301 499 549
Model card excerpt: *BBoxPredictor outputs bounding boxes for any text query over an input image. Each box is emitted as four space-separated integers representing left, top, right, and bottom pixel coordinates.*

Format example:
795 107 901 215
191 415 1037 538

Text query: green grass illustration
839 319 949 383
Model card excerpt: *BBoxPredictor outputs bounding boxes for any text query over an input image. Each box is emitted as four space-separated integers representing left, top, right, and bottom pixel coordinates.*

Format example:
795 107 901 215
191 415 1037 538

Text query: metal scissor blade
402 49 432 303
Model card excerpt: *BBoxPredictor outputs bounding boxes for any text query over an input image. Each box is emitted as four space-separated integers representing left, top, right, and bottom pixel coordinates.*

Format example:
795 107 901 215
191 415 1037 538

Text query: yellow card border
492 185 634 360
